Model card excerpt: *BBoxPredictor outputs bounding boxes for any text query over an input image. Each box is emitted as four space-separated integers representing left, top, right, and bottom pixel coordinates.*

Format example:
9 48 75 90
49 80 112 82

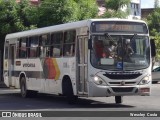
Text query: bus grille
109 82 136 85
103 72 142 80
111 87 134 92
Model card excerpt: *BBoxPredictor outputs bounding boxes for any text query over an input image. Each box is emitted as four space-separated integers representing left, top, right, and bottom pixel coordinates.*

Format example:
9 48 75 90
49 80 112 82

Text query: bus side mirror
88 39 92 49
150 39 156 57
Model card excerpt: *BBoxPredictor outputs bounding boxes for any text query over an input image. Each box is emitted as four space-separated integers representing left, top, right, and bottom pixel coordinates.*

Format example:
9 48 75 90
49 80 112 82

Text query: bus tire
20 77 37 98
115 96 123 104
63 78 78 104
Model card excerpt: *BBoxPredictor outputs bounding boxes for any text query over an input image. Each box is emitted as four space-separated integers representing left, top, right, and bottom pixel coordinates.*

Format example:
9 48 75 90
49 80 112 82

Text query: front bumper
88 81 150 97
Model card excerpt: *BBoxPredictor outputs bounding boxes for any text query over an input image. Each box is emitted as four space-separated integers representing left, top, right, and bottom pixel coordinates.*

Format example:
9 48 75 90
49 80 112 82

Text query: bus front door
77 36 88 94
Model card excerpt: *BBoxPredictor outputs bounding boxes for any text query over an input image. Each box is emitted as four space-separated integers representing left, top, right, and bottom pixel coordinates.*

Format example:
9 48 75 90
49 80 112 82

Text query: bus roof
5 18 147 40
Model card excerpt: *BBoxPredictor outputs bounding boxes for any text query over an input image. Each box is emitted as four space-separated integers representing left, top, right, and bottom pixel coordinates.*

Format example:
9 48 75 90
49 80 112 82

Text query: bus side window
45 47 50 57
39 34 50 57
16 39 20 58
63 30 76 57
29 36 39 58
52 47 61 57
19 38 27 58
51 32 63 57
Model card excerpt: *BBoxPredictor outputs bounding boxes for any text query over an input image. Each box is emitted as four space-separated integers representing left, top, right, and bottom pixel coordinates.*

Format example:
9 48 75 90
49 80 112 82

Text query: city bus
3 19 155 104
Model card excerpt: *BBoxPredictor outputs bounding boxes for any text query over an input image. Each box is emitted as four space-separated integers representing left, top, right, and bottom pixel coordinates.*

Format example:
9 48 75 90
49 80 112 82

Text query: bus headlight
138 76 150 85
92 75 107 86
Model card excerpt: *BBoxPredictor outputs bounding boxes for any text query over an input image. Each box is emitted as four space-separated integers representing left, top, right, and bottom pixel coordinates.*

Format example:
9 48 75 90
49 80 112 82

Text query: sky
141 0 155 8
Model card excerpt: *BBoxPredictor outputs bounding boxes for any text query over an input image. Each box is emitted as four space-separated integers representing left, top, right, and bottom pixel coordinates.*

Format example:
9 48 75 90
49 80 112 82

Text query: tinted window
50 32 63 57
19 38 27 58
29 36 39 58
5 46 8 59
63 30 76 57
39 34 51 57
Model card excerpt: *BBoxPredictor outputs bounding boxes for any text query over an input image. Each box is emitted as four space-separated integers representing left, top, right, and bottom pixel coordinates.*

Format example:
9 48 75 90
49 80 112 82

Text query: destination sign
91 21 148 34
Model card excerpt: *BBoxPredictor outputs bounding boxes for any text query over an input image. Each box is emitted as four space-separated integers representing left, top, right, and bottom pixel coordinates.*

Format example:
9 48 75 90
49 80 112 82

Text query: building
97 0 141 19
128 0 141 19
141 8 154 19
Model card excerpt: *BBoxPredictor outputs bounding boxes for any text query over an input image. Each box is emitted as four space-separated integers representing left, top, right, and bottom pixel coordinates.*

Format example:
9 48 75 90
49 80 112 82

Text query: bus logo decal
52 58 60 80
43 58 60 80
23 63 35 67
121 81 125 86
16 61 21 66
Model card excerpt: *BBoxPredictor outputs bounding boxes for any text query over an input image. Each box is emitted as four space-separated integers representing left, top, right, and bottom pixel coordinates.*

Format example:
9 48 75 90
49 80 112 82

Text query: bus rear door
77 36 88 95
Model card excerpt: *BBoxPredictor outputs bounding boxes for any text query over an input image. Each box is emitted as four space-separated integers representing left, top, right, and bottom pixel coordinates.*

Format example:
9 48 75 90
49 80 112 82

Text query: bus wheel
115 96 123 104
20 77 37 98
63 79 78 104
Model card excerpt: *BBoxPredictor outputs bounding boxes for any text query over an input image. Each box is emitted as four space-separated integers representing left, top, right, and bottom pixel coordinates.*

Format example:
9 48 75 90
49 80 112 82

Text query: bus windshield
90 35 150 71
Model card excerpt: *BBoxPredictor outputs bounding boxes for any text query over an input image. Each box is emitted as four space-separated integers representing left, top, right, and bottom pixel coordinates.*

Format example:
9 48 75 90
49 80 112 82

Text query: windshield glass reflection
90 35 150 71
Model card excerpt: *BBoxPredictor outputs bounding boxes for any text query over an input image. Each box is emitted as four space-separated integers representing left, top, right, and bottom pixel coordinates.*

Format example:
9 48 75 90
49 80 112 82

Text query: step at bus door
77 36 88 94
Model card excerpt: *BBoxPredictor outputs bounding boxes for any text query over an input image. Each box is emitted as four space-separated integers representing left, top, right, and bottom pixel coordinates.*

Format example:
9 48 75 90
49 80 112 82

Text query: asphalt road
0 83 160 111
0 83 160 120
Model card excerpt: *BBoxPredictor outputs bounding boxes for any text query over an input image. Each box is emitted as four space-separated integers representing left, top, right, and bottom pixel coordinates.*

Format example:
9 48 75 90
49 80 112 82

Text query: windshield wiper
104 32 114 42
130 33 137 41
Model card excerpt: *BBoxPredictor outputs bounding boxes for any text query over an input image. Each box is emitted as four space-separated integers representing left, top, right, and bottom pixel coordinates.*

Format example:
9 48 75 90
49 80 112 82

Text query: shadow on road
0 92 134 110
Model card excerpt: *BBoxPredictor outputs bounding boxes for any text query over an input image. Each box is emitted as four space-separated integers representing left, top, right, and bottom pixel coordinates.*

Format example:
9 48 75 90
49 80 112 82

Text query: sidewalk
0 80 7 88
0 87 20 94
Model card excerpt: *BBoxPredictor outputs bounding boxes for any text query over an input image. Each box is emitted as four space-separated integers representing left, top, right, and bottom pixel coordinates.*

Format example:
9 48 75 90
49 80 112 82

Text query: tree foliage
0 0 21 34
75 0 98 20
0 0 37 34
0 0 38 48
37 0 77 27
0 0 98 77
147 8 160 34
105 0 130 11
153 32 160 60
101 0 130 18
0 0 98 41
17 0 38 29
154 0 159 8
37 0 98 27
146 3 160 61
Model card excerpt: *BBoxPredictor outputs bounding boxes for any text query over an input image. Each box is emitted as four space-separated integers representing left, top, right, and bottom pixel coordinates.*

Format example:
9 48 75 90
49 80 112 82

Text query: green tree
105 0 130 11
0 0 99 47
75 0 98 20
37 0 98 27
17 0 38 30
37 0 77 27
0 0 37 35
146 1 160 61
102 0 130 18
153 32 160 60
147 8 160 36
0 0 99 75
154 0 159 8
0 0 39 77
0 0 22 34
0 0 21 54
